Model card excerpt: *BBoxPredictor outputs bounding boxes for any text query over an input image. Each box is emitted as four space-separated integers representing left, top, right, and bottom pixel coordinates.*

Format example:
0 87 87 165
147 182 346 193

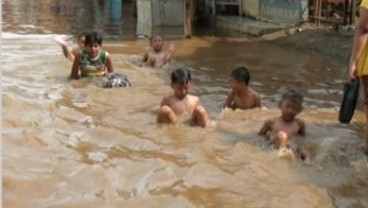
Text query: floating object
339 79 359 124
103 72 131 88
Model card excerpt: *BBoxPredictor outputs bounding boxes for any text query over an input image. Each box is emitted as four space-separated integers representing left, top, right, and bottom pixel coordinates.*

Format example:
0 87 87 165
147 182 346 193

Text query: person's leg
360 76 368 153
157 105 177 124
296 147 311 161
272 131 288 149
364 106 368 153
191 105 209 128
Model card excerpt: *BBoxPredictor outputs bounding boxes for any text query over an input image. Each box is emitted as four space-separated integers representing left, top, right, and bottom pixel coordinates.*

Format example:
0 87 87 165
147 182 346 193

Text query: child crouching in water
143 34 175 68
157 68 210 128
70 31 114 79
223 66 261 110
258 90 310 160
54 32 86 62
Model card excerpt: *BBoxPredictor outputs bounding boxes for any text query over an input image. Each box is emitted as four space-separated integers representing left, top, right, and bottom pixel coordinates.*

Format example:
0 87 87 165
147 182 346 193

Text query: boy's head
85 31 103 46
150 34 164 52
171 68 192 99
77 32 86 48
85 31 103 58
230 66 250 90
279 89 303 122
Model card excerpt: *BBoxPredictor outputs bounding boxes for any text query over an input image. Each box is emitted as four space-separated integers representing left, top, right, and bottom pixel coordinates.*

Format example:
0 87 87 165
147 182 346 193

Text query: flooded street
2 0 368 207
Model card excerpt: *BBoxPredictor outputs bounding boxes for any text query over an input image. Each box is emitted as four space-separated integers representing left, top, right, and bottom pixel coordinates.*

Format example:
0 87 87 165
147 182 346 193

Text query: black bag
339 79 359 124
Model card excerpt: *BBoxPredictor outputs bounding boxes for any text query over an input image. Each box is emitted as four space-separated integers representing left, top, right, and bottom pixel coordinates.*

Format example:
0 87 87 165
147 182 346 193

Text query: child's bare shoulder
160 95 175 105
249 87 260 97
294 117 306 126
188 94 199 101
265 117 278 125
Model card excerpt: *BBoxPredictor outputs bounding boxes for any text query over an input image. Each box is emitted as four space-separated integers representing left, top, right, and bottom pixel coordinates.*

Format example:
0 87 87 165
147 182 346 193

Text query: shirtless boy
258 90 306 150
143 34 175 68
157 68 210 127
223 66 261 109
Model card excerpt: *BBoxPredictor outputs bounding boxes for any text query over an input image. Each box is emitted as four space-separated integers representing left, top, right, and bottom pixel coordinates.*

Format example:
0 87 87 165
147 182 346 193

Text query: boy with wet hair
157 68 210 127
223 66 261 109
70 31 114 79
258 89 306 150
143 34 175 68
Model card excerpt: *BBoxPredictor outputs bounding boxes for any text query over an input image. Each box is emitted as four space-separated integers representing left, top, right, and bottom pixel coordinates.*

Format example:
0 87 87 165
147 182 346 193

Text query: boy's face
78 36 86 48
230 77 243 91
172 82 191 99
151 37 164 52
86 43 101 59
280 99 302 122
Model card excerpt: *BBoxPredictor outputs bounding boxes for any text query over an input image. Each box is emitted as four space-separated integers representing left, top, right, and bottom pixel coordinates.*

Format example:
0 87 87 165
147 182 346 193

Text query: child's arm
142 46 151 62
53 36 73 61
255 94 261 108
223 91 235 108
297 119 306 136
165 43 175 63
70 53 81 79
105 52 114 73
160 96 169 107
258 119 273 135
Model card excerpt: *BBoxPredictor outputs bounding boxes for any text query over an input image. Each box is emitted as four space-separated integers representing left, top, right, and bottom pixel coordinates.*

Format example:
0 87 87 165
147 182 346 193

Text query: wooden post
133 0 137 17
184 0 195 38
343 0 349 25
317 0 322 26
351 0 357 25
314 0 319 25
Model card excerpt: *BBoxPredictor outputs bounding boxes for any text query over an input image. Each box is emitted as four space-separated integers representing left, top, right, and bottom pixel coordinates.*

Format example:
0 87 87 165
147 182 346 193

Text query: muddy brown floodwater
2 0 368 207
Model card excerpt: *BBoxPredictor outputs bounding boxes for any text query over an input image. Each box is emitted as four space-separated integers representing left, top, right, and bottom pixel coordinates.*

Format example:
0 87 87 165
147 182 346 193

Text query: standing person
54 32 86 62
223 66 261 110
157 68 210 128
70 31 114 79
349 0 368 154
142 34 175 68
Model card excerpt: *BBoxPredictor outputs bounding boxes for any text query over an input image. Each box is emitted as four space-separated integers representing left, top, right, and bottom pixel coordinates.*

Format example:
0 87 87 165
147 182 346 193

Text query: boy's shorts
360 76 368 105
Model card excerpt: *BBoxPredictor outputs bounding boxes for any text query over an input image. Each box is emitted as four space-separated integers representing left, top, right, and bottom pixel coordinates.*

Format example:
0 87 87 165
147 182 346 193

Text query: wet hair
150 34 164 42
171 68 192 85
231 66 250 85
76 32 86 41
85 31 103 46
280 89 303 107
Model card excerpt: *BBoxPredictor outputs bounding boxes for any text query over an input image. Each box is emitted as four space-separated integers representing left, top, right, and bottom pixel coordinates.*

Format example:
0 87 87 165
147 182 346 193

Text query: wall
243 0 259 19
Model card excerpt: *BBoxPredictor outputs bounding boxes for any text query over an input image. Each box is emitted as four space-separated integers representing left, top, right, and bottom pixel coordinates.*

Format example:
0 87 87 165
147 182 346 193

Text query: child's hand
168 43 175 52
53 35 68 46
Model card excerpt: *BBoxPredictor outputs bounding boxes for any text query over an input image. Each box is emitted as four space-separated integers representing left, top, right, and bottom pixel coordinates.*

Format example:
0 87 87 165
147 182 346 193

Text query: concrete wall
242 0 308 25
242 0 259 19
137 0 184 26
137 0 153 25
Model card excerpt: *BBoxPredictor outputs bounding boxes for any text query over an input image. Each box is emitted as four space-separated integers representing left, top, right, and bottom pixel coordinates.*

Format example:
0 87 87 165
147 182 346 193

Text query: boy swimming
258 90 306 151
54 32 86 62
69 31 114 79
157 68 210 127
223 66 261 109
143 34 175 68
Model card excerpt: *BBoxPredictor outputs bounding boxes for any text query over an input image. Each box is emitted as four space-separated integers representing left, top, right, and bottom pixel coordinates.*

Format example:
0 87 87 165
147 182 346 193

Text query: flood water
2 0 368 207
